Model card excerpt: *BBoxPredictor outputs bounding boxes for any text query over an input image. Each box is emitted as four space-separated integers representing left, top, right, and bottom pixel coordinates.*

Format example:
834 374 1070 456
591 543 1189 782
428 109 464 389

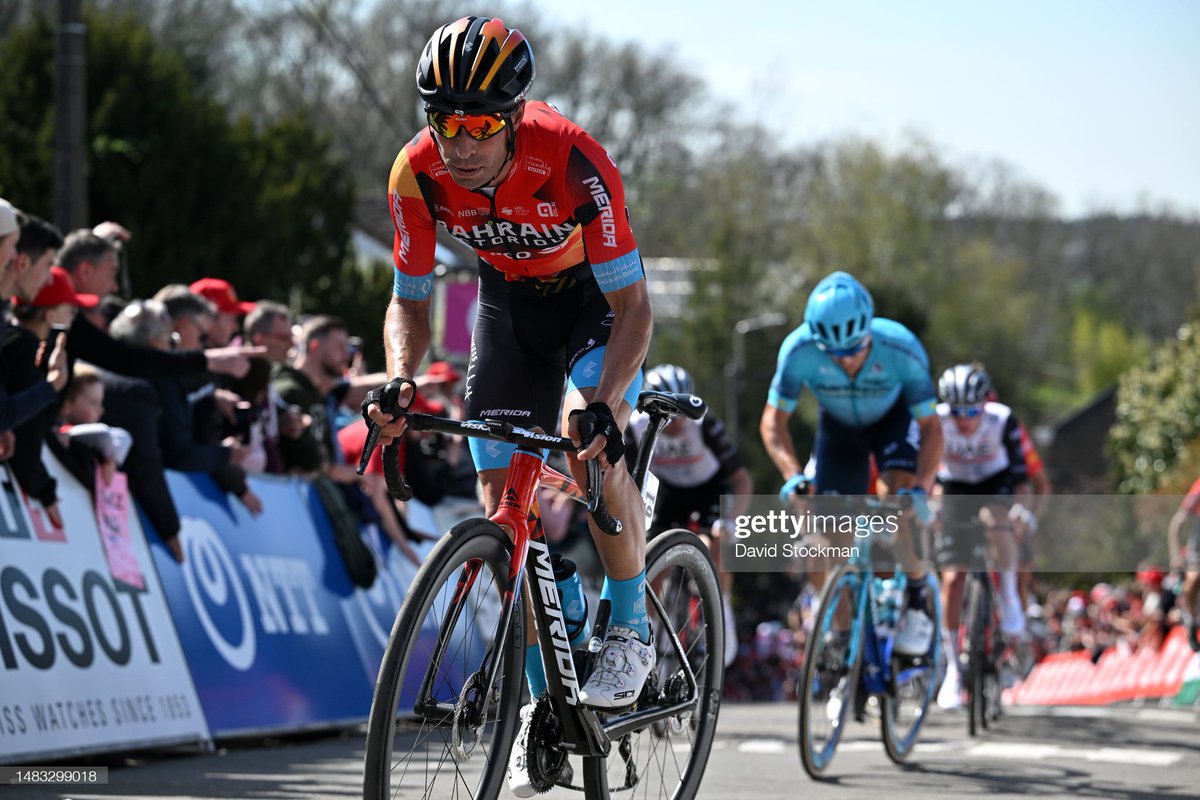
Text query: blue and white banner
0 459 210 764
153 472 384 736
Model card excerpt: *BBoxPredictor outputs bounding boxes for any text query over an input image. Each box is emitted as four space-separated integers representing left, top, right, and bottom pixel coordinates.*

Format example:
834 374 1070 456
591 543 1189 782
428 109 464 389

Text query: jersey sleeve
898 335 937 419
767 327 808 413
388 148 439 301
1003 414 1029 485
701 415 744 479
565 134 642 292
1017 421 1046 478
1184 477 1200 517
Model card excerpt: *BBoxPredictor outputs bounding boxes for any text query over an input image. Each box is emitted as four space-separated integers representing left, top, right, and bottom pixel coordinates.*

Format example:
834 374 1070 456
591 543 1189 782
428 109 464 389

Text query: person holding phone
2 267 99 528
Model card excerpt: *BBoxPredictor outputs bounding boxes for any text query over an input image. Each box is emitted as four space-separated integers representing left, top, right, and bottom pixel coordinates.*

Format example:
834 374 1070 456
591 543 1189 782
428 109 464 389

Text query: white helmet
645 364 695 395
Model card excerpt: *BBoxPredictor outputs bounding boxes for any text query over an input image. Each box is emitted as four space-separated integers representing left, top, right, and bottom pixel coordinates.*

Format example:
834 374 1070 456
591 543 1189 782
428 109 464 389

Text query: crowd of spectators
1 195 473 580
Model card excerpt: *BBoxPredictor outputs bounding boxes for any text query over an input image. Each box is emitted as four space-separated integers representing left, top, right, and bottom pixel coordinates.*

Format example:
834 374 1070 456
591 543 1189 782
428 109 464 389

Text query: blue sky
531 0 1200 218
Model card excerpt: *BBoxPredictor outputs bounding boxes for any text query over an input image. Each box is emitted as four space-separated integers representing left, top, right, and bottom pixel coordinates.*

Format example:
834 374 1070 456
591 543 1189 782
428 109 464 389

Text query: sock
1000 571 1020 609
525 643 547 698
602 570 650 642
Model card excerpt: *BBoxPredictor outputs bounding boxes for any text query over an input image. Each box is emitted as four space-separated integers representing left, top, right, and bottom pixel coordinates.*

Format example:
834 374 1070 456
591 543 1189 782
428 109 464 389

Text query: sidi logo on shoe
529 538 581 705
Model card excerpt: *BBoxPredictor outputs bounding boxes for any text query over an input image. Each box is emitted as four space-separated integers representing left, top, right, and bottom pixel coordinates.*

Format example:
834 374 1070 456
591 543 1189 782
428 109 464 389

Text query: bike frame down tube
492 448 604 753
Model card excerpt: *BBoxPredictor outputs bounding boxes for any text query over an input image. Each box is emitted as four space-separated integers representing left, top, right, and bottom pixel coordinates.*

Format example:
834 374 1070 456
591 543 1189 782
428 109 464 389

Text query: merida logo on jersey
528 538 580 705
582 176 617 247
391 192 410 261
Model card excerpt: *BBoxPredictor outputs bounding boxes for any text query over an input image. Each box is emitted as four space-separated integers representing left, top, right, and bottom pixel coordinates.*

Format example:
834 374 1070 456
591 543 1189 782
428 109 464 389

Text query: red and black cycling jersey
387 100 641 299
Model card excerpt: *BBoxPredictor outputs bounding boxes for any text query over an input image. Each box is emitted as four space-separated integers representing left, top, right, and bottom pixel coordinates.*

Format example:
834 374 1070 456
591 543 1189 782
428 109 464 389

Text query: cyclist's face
828 336 871 377
953 413 983 436
432 109 519 190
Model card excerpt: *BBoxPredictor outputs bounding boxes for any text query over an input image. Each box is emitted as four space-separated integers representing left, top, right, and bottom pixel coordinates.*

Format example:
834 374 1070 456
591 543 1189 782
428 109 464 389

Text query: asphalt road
10 703 1199 799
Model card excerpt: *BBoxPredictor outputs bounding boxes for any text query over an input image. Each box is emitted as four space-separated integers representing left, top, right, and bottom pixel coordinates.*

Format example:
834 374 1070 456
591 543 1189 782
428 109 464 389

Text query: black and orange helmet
417 16 535 115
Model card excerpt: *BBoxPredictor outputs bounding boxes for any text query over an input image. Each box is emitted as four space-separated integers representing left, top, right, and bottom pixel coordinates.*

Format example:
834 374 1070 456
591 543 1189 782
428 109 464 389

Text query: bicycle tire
363 518 523 800
582 528 725 800
963 575 987 738
798 562 864 779
881 572 943 764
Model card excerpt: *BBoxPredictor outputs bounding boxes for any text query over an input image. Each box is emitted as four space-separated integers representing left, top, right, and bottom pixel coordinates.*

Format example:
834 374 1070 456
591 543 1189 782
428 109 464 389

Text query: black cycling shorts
813 397 919 495
935 473 1015 569
648 473 728 537
463 259 641 471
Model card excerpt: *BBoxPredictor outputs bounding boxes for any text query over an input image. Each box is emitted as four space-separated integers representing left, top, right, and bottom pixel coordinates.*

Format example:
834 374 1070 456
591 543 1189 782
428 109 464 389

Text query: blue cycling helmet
804 271 874 350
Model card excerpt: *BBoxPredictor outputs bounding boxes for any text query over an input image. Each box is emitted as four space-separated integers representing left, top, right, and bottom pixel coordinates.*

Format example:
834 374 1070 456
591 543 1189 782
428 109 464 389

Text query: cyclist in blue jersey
760 271 943 657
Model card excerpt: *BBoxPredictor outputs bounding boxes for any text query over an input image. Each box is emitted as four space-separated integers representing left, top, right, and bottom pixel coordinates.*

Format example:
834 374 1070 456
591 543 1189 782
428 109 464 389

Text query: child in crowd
51 362 132 490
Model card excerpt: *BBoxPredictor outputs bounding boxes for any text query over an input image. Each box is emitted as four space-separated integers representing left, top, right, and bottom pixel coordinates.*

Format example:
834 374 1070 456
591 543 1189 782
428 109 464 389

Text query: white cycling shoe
894 608 935 657
579 625 656 709
506 701 538 798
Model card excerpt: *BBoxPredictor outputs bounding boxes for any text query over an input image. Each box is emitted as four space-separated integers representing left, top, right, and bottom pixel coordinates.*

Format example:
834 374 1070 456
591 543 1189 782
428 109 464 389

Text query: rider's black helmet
416 16 535 115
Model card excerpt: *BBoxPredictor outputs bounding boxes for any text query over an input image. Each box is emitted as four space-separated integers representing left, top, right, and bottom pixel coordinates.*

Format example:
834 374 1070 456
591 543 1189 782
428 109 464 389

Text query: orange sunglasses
426 110 509 141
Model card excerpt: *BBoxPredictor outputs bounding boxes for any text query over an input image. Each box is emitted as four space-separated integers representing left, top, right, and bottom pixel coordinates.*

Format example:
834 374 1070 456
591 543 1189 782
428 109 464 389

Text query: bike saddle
636 390 707 421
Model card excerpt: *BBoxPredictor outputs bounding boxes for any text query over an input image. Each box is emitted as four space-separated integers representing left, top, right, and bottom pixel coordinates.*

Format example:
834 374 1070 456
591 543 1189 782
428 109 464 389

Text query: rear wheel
583 529 724 800
363 519 523 800
798 563 864 779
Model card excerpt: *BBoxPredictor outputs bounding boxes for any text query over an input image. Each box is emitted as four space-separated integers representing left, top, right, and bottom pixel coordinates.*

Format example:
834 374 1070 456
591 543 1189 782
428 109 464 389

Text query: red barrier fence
1006 626 1198 706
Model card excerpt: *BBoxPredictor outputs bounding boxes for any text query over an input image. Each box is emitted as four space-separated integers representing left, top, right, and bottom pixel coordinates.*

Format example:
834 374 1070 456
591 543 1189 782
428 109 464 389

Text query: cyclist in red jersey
360 17 655 796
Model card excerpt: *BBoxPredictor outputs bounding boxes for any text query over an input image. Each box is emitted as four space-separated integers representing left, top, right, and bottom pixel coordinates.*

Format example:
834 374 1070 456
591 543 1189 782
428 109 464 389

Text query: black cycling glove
360 377 414 424
569 401 625 466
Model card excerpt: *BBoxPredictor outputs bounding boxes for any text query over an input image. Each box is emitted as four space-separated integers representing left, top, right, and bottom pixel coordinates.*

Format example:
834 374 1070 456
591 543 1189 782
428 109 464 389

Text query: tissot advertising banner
0 460 210 764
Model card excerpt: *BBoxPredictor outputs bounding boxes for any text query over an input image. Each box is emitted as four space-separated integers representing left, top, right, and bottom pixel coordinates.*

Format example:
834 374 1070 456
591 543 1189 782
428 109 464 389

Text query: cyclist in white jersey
626 364 750 665
933 363 1030 708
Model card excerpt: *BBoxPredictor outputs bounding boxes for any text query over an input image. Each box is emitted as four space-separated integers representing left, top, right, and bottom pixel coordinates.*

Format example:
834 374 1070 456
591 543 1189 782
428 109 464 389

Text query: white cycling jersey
627 411 739 489
936 401 1026 486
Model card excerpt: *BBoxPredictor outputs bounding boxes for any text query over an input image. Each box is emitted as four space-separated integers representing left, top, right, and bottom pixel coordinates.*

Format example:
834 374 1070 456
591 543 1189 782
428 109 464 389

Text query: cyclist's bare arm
571 279 652 465
913 413 943 491
367 294 431 443
1168 505 1191 569
728 465 753 519
760 403 803 481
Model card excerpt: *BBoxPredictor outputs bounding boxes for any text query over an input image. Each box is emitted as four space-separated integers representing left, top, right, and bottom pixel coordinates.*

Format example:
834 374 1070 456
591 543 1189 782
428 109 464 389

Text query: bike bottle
551 554 591 649
875 578 903 639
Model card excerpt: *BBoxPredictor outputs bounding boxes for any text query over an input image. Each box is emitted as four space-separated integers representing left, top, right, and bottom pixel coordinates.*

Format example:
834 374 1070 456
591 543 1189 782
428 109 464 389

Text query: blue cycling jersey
767 318 937 428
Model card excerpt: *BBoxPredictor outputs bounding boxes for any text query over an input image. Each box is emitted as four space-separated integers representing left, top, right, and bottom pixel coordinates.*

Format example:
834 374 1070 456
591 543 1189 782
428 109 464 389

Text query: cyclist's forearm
760 404 802 479
595 283 652 413
384 295 432 381
729 467 754 518
914 415 942 491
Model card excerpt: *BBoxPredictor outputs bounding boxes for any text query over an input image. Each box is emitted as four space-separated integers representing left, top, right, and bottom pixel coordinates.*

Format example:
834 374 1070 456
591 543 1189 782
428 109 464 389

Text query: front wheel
963 574 988 738
799 563 864 779
363 518 524 800
583 528 725 800
882 572 943 763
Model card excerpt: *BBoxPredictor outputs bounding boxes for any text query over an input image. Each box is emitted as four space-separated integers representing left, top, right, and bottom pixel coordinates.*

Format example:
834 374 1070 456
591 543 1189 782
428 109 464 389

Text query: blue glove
896 486 932 525
779 473 809 503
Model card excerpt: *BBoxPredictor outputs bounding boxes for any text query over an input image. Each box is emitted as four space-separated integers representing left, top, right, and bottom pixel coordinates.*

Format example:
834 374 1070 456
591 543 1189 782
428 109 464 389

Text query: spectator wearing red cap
190 277 255 347
1 211 69 449
1 266 99 528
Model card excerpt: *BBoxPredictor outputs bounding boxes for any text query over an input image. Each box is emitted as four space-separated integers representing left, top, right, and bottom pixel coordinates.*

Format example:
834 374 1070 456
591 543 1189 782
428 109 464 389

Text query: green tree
0 9 352 302
1110 321 1200 494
